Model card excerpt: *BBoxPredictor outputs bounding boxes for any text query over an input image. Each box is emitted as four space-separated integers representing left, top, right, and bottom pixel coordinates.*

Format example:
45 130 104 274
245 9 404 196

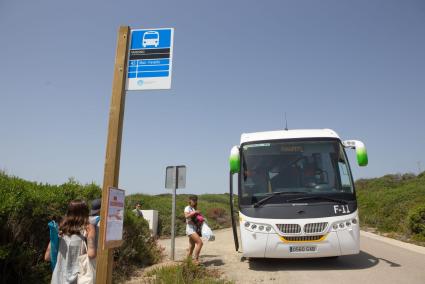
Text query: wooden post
96 25 130 284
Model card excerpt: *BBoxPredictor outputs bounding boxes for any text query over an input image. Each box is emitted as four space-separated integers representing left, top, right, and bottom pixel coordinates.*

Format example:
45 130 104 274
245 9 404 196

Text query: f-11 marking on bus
334 204 350 214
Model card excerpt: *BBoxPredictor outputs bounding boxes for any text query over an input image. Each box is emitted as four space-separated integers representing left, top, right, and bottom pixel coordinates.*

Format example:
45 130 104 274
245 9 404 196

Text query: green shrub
408 206 425 241
356 172 425 243
206 207 230 227
0 173 101 283
113 210 164 282
146 258 232 284
126 193 235 237
0 172 162 283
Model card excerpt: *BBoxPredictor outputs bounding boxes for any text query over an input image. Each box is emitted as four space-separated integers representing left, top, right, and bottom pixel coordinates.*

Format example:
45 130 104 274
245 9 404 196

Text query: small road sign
126 28 174 91
165 165 186 189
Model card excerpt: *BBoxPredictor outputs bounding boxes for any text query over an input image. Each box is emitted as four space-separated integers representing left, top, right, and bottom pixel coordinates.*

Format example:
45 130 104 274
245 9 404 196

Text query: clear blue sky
1 0 424 195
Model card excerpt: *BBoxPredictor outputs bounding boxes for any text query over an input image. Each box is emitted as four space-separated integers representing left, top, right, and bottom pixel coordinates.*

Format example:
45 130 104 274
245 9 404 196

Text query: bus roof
240 129 340 144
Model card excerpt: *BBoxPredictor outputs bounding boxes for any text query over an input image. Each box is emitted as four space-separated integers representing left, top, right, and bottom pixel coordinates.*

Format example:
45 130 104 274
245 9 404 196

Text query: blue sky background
1 0 424 195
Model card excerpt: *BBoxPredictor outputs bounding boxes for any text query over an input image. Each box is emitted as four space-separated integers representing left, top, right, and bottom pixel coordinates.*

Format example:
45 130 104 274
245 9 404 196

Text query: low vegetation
356 172 425 244
145 258 233 284
0 172 162 283
0 172 101 283
126 193 237 237
113 210 164 282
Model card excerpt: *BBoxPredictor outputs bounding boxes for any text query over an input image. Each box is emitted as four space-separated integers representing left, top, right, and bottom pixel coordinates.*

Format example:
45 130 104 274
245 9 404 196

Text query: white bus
228 129 368 258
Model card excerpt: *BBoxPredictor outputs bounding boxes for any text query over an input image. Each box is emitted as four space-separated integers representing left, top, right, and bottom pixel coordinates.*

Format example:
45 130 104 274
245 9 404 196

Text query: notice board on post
126 28 174 91
103 187 125 249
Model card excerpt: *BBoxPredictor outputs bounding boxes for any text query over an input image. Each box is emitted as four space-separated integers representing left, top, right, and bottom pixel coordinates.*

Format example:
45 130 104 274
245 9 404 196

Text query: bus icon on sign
142 31 160 48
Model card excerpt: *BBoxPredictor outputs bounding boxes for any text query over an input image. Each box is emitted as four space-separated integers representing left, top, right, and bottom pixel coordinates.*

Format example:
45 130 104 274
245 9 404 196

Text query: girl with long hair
45 199 96 283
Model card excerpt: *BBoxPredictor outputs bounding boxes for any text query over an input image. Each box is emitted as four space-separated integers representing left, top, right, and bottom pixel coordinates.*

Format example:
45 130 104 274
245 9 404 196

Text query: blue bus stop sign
126 28 174 90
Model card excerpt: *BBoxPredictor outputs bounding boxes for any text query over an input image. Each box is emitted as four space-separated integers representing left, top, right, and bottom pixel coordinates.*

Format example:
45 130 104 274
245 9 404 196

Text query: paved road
159 228 425 284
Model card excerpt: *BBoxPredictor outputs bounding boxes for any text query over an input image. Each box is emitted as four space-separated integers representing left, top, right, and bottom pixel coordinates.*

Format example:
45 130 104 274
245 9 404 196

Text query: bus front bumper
241 229 360 258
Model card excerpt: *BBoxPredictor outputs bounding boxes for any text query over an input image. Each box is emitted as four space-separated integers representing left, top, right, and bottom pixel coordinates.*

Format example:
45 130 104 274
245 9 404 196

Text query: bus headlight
243 221 274 233
332 217 358 231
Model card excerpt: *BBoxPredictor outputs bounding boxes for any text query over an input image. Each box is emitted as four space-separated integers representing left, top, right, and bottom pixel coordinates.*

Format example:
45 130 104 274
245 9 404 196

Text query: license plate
289 246 317 253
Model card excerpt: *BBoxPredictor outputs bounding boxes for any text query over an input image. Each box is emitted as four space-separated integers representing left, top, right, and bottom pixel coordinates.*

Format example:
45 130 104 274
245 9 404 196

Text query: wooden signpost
96 26 130 284
96 25 174 283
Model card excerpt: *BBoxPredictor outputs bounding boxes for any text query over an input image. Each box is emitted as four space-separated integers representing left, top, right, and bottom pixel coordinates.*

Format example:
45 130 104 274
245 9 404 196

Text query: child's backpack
48 220 59 271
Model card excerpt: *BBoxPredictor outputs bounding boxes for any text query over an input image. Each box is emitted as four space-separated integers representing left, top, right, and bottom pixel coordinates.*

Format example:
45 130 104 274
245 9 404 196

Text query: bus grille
276 224 301 234
281 235 325 242
304 222 328 234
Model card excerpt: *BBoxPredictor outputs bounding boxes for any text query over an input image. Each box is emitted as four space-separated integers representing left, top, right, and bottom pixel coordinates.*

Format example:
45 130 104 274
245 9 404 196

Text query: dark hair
188 195 198 202
90 198 101 216
59 199 89 236
188 195 198 209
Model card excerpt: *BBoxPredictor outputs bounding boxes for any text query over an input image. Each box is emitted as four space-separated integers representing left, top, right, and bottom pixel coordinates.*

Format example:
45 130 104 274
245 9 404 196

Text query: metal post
229 171 239 251
171 167 178 260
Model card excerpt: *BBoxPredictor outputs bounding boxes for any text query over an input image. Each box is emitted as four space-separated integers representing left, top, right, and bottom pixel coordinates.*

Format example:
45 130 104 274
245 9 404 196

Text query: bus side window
338 161 351 191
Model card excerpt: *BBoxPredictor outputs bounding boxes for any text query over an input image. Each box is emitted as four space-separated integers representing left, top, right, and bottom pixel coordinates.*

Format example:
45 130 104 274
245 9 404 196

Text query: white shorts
186 224 197 236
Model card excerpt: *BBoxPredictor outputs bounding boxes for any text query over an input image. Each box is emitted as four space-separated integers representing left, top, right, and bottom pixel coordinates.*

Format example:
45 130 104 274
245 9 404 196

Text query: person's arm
86 224 97 258
44 242 51 262
184 208 199 218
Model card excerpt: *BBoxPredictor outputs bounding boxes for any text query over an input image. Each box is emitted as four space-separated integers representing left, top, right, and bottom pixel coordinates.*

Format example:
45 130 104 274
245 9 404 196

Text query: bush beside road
0 172 101 282
0 172 162 283
356 172 425 244
126 193 237 237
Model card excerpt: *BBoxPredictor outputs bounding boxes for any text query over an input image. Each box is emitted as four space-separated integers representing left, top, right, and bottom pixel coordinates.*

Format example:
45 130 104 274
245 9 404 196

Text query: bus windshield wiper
253 192 303 208
286 195 347 204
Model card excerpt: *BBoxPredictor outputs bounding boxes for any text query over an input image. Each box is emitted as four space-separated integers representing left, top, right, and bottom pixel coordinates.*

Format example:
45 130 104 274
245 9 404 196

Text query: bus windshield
240 140 354 206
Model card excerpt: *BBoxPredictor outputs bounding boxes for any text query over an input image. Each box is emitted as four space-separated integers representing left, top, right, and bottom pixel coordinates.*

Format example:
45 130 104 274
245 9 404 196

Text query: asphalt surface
159 228 425 284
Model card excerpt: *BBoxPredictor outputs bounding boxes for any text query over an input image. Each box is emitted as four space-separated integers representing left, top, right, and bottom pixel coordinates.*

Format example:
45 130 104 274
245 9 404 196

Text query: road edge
361 230 425 255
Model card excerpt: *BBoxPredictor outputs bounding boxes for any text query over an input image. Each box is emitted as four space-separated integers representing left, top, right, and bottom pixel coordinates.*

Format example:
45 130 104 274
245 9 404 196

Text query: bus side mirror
229 146 240 174
343 140 368 167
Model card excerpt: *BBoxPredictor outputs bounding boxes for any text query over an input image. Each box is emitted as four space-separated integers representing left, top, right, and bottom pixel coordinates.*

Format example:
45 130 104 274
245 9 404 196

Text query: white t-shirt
184 206 195 225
